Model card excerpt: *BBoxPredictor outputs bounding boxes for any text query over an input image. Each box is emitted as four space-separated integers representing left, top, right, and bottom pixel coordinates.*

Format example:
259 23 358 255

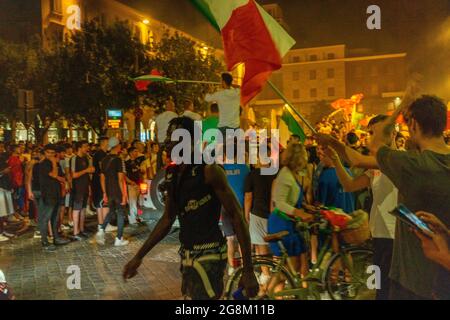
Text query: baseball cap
0 269 6 283
108 137 120 151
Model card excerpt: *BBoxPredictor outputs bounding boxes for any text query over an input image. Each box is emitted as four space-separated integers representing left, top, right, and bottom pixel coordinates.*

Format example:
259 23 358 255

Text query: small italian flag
191 0 296 106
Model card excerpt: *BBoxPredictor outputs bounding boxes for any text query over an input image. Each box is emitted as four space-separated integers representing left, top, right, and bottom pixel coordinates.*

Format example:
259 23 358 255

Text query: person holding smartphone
413 211 450 300
369 95 450 300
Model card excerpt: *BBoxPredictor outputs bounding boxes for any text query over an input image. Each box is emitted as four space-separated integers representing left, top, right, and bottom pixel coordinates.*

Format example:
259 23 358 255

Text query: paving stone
0 214 183 300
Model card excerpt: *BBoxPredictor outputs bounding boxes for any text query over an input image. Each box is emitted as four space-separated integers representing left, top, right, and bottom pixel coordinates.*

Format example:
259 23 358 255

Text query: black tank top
32 162 40 192
166 164 225 250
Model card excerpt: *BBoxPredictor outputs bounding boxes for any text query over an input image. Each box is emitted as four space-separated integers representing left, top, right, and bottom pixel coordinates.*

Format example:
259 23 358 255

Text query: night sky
120 0 450 98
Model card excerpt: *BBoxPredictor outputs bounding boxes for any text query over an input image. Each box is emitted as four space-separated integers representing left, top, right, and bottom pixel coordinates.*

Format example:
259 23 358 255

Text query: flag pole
176 80 221 85
267 80 316 133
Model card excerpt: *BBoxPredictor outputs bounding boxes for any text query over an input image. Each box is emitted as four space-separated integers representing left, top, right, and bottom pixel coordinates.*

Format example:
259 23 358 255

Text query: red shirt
7 155 23 188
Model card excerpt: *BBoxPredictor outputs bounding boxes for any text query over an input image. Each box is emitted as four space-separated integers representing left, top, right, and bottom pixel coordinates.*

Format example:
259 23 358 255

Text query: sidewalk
0 219 183 300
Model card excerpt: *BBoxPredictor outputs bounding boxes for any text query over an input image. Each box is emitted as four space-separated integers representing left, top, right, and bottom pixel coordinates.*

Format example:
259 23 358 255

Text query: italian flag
191 0 296 106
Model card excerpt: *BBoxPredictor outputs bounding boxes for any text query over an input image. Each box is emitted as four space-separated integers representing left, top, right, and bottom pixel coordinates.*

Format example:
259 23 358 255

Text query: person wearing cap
39 144 70 252
0 270 15 300
95 137 129 247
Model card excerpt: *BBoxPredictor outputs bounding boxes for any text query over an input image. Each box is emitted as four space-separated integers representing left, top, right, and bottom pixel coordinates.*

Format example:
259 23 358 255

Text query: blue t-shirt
318 167 355 213
223 164 250 206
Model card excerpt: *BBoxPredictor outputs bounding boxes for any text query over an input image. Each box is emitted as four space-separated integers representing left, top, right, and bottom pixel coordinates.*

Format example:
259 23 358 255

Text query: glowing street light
143 19 150 25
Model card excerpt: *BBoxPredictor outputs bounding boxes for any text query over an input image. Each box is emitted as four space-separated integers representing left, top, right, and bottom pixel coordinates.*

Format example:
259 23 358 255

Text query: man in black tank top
124 117 258 299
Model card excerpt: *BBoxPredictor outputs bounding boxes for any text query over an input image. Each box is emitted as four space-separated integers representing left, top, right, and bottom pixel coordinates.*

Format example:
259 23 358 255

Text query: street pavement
0 211 184 300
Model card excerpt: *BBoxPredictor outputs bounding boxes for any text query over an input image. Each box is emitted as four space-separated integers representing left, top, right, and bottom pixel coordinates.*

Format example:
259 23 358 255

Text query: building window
387 82 396 92
292 56 300 63
310 88 317 98
327 53 335 59
327 68 335 78
133 25 142 42
293 89 300 99
354 66 363 78
328 87 335 97
309 54 317 61
50 0 62 14
370 65 378 76
370 84 379 96
309 70 316 80
293 71 299 81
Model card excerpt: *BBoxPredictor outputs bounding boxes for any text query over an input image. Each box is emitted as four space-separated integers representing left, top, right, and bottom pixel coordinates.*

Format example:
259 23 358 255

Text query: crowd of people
0 137 164 247
1 72 450 301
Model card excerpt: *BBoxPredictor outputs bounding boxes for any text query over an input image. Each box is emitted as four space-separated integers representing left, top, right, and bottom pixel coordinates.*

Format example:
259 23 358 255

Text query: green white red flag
191 0 296 106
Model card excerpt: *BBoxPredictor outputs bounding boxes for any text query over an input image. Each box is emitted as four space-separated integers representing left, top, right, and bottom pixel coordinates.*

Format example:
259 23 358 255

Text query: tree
143 32 223 113
0 39 39 140
55 19 149 135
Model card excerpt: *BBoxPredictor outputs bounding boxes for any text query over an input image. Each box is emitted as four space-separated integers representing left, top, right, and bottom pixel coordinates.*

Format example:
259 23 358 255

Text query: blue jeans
38 197 60 245
101 198 125 239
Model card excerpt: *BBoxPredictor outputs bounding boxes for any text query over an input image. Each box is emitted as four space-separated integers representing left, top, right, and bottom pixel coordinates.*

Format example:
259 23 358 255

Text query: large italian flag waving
191 0 296 106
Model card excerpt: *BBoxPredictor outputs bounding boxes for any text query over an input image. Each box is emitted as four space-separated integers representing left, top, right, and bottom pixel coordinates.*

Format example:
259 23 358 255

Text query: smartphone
389 204 434 235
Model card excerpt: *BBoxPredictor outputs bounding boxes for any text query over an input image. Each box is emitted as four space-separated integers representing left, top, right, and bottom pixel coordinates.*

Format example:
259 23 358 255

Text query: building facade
253 44 407 129
0 0 225 142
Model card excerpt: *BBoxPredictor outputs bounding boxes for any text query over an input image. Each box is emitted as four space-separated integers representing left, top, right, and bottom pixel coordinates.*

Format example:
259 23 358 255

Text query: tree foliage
53 20 149 135
145 32 223 113
0 38 39 123
0 19 223 138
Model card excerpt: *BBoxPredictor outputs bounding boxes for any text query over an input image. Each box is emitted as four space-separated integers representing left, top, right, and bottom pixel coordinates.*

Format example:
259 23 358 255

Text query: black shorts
72 191 88 211
220 208 235 237
180 247 227 300
92 189 104 209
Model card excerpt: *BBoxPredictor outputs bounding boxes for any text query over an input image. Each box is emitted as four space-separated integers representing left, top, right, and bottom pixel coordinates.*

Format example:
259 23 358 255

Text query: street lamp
143 19 150 25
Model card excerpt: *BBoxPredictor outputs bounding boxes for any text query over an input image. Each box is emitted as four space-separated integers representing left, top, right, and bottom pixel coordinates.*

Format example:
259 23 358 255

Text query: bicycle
223 213 375 300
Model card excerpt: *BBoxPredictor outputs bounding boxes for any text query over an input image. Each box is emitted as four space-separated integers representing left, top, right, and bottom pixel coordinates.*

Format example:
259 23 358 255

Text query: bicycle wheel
324 248 375 300
223 259 297 300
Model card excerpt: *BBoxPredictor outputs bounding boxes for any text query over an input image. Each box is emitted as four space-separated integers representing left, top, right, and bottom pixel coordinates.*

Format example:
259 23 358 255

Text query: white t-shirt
205 88 240 128
182 110 202 121
155 111 178 143
365 169 397 239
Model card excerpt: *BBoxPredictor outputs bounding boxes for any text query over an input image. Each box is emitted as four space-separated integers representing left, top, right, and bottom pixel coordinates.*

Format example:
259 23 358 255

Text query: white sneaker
2 231 15 238
105 224 118 232
114 237 129 247
96 230 105 245
61 224 70 231
0 234 9 242
68 221 74 227
227 267 235 277
34 231 41 239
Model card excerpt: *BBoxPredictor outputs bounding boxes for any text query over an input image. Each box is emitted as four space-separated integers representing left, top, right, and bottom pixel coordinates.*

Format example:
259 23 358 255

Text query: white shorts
249 213 268 245
0 188 14 217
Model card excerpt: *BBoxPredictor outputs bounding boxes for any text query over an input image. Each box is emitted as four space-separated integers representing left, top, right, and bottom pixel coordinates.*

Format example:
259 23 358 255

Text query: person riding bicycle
123 117 258 300
268 143 314 288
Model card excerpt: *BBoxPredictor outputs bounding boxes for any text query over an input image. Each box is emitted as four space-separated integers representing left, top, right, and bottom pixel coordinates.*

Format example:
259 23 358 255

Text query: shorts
267 211 306 257
180 246 227 300
220 208 235 237
92 189 104 209
72 191 88 211
249 213 268 245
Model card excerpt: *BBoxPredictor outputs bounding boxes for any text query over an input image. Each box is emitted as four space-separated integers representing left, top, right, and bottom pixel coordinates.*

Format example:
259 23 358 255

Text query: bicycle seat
263 231 289 242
